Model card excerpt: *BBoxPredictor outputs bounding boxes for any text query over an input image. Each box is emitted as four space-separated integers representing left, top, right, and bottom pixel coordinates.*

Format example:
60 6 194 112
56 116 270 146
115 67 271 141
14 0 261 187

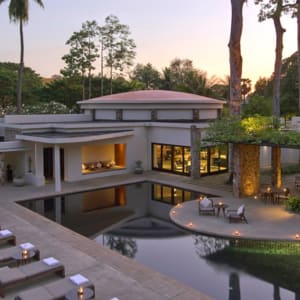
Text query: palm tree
0 0 44 113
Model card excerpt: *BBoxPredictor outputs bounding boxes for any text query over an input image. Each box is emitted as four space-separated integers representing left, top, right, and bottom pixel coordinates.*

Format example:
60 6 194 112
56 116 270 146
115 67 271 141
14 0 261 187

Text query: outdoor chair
276 187 290 204
226 204 248 223
0 230 16 246
15 273 95 300
295 176 300 190
198 197 215 215
0 257 65 297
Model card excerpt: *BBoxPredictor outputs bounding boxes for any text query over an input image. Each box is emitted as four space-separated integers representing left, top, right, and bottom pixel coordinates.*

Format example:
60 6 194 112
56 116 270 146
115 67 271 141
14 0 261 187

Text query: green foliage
0 62 43 106
281 164 300 175
286 195 300 214
242 95 272 117
205 115 300 146
131 63 161 89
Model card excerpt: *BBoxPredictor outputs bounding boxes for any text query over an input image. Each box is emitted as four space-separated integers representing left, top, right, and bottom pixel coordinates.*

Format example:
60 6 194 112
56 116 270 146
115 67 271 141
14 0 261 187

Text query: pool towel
70 274 89 285
0 230 12 237
19 242 35 250
43 257 60 266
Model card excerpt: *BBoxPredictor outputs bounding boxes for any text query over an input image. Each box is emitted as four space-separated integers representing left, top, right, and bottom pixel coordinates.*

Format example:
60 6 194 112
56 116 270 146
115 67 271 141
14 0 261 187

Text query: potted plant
134 160 143 174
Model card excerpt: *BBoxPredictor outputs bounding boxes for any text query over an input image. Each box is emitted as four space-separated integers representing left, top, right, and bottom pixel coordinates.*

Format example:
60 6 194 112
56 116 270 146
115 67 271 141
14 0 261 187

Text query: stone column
54 144 61 192
232 144 260 198
0 153 4 185
190 126 201 179
271 146 281 189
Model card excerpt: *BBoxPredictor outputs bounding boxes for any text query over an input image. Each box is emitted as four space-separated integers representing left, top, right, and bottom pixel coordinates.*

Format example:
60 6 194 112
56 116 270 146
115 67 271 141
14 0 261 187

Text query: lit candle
22 249 28 257
218 201 223 206
78 286 84 296
233 230 240 237
188 222 193 227
295 234 300 240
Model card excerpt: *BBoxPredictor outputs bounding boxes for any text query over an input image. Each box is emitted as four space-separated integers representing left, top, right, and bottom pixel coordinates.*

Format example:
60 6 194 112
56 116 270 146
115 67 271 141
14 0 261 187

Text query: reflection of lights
295 234 300 240
232 230 240 237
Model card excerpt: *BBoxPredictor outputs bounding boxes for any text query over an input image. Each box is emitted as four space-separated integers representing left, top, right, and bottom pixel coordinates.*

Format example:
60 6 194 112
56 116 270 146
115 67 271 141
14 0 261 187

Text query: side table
213 202 228 216
11 249 37 266
65 287 94 300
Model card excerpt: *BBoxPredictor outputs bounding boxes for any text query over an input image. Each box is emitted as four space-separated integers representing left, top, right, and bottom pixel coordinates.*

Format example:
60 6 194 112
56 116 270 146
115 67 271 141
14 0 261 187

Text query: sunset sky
0 0 297 85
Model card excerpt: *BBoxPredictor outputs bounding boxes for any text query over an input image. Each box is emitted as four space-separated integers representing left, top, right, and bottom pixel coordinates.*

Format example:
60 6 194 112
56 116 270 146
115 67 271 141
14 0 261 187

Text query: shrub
285 195 300 214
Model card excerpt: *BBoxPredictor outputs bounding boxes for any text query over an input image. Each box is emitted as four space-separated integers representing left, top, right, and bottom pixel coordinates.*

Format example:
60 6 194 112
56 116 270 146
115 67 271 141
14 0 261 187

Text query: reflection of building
0 90 228 192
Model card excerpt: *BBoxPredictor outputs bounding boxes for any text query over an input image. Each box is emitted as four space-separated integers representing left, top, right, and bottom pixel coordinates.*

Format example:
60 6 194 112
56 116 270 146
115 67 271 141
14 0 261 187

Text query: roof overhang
16 130 134 144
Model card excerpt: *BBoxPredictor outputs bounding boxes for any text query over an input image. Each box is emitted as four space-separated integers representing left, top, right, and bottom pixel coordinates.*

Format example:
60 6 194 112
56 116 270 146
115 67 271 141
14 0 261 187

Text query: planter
134 161 144 174
13 177 25 187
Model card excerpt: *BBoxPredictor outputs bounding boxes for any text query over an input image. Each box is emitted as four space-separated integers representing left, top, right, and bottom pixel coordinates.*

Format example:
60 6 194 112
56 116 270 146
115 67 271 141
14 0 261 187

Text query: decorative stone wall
233 144 260 197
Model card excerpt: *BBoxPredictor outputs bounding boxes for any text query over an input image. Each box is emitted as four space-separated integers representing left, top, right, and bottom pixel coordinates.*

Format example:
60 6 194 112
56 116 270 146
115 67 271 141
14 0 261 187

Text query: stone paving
0 171 300 299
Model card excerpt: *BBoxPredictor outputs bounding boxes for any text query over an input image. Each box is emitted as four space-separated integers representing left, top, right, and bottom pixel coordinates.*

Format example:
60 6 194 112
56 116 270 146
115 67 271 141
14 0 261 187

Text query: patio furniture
259 187 275 204
0 230 16 246
276 187 290 204
198 197 215 215
0 243 39 266
15 273 95 300
226 204 248 223
213 201 229 217
0 257 65 297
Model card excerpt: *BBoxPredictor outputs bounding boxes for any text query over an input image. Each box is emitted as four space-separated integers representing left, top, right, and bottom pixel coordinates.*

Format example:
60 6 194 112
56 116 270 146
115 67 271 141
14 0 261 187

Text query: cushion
19 242 35 250
43 257 60 266
237 205 244 216
70 274 89 285
0 229 12 237
201 197 211 208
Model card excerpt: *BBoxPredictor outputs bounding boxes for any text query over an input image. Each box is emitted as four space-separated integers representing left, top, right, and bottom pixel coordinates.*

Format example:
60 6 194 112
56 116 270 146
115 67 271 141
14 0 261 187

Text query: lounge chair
0 230 16 246
226 204 248 223
15 273 95 300
0 243 40 266
0 257 65 297
276 187 290 204
198 197 215 215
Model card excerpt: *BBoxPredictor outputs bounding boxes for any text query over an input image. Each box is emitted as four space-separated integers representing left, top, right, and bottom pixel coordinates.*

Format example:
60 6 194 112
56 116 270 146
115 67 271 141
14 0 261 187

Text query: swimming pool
19 182 299 300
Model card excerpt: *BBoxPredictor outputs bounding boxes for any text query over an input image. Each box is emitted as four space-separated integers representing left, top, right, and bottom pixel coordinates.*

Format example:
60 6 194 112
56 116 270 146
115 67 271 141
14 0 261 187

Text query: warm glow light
267 187 271 192
188 222 193 228
254 195 258 200
78 286 84 295
283 188 287 193
171 210 176 215
22 249 28 257
295 234 300 240
232 230 240 237
176 203 182 208
218 201 223 206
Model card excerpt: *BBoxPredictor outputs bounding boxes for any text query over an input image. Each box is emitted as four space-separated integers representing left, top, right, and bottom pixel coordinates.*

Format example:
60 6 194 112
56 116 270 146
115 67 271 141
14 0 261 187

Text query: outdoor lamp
22 249 28 257
78 286 84 296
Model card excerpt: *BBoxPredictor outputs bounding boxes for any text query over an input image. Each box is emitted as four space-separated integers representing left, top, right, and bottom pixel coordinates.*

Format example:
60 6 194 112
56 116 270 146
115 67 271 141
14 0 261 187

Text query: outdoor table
213 202 228 216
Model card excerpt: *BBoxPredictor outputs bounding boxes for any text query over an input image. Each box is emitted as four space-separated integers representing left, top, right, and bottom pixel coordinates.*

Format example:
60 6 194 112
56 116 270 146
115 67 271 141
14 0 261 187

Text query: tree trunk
110 65 113 95
17 20 24 114
272 15 285 118
271 146 281 189
100 43 104 96
297 0 300 114
88 69 92 99
228 0 245 193
228 0 245 116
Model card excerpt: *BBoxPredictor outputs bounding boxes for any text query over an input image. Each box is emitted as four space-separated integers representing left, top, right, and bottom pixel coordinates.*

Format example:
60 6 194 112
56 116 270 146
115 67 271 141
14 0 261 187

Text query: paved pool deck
0 171 300 299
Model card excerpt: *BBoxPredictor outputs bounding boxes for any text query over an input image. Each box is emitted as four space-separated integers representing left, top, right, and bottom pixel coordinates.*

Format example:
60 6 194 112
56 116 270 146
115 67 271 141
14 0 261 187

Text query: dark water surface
19 182 299 300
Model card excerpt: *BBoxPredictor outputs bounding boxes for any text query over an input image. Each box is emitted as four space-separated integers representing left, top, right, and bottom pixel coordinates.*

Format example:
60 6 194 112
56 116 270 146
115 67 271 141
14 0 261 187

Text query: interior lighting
232 230 240 237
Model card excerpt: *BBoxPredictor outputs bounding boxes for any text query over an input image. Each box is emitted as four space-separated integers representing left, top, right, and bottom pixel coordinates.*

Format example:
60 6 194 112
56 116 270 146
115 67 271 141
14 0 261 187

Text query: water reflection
229 273 241 300
103 235 137 258
193 234 229 257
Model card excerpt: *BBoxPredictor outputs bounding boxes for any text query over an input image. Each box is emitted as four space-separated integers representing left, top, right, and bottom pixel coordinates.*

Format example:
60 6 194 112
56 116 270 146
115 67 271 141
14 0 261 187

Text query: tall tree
131 63 161 89
0 0 44 113
101 15 136 94
61 23 98 100
229 0 246 116
228 0 246 197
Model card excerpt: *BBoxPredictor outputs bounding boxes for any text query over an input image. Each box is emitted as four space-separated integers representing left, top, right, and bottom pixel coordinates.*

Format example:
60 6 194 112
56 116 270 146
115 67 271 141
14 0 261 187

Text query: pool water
19 182 300 300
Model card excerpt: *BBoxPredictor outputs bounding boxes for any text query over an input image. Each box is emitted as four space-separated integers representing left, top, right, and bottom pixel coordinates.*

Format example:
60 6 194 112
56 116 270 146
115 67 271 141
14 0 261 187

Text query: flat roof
16 130 134 144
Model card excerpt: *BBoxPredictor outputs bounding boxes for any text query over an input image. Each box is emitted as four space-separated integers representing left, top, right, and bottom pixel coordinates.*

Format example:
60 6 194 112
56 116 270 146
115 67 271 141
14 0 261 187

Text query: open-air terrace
0 170 300 299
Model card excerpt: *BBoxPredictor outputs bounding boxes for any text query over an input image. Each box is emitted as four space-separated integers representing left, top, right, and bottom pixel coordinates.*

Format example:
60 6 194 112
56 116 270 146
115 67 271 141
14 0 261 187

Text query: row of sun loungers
0 228 95 299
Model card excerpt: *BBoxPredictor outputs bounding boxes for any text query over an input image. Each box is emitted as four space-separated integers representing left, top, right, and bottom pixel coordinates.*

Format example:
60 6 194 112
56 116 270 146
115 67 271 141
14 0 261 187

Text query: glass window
173 146 183 173
200 148 208 174
162 186 172 203
153 144 162 169
209 146 220 173
173 188 183 204
152 183 161 200
183 147 191 174
162 145 172 170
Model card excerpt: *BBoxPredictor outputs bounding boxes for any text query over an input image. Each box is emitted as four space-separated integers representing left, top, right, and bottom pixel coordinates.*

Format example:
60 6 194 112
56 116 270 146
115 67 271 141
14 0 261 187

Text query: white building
0 90 237 192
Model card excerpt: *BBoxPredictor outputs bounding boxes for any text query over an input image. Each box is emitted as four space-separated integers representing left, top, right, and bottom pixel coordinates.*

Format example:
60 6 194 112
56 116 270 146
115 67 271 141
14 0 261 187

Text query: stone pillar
54 144 61 192
271 146 281 189
190 126 201 179
0 153 4 185
232 144 260 198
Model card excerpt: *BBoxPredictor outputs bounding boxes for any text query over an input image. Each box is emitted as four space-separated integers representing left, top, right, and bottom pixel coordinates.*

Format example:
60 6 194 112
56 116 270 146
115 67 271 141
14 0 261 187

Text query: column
190 125 201 179
54 144 61 192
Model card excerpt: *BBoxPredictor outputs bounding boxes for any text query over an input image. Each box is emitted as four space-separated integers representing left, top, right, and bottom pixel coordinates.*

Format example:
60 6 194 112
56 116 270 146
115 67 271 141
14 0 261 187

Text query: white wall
157 110 192 120
123 110 151 120
95 110 116 120
199 110 217 120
